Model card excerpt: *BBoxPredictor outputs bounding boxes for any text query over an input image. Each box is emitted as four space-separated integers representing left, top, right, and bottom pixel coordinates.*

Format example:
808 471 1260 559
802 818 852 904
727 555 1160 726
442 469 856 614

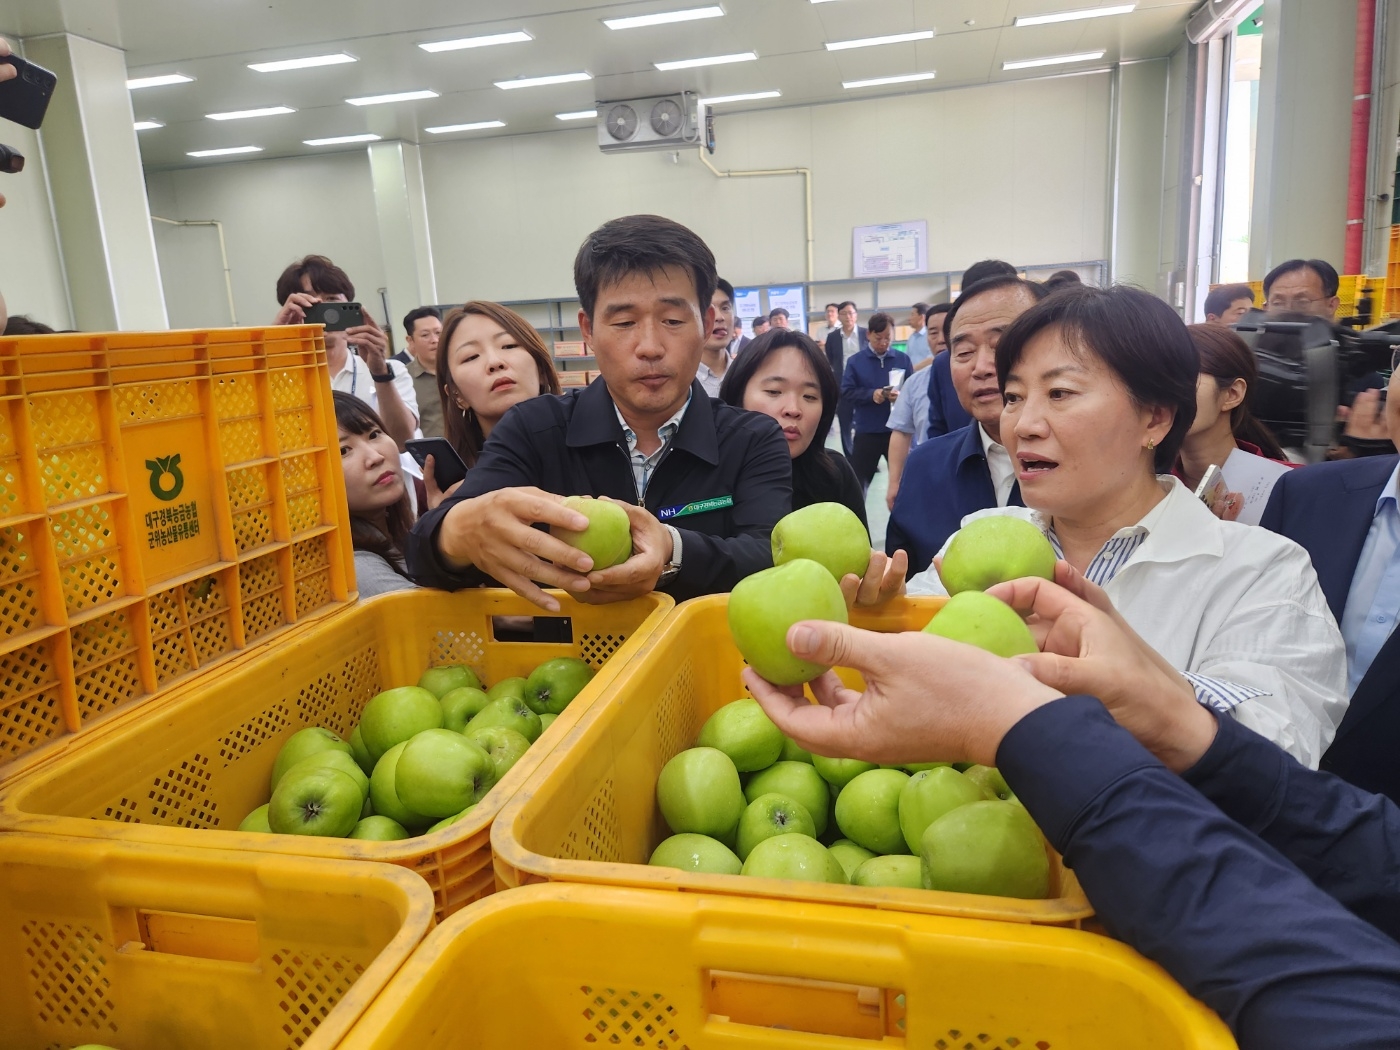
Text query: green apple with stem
358 687 444 763
425 806 475 834
418 664 482 698
368 742 433 831
743 760 830 837
550 495 632 570
826 838 876 881
835 769 911 854
396 728 497 817
963 765 1019 803
920 800 1050 899
440 686 492 733
697 699 784 772
735 793 817 861
852 854 923 889
524 656 595 715
271 727 351 793
922 591 1037 658
465 725 532 780
648 833 743 875
268 766 363 837
728 559 849 685
898 766 988 853
238 803 272 833
939 515 1056 594
771 502 872 582
811 755 877 790
283 749 369 804
466 695 542 742
740 833 846 884
656 747 746 844
486 677 528 703
349 815 410 841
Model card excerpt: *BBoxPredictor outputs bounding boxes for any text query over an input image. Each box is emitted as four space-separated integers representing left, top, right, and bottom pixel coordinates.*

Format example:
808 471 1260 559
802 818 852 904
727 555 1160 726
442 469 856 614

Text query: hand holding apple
728 559 848 685
576 499 671 604
771 502 871 581
550 495 632 570
938 516 1056 594
839 549 908 608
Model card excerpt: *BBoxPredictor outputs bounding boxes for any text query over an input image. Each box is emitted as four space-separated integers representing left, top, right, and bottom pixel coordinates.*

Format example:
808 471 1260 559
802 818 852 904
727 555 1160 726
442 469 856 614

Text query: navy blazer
924 350 973 440
1261 455 1400 802
840 347 914 434
885 420 1023 576
824 326 867 381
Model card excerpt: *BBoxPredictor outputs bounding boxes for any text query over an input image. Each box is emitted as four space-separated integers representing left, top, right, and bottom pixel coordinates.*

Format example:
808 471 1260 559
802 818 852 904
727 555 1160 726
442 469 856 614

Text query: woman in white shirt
909 285 1345 767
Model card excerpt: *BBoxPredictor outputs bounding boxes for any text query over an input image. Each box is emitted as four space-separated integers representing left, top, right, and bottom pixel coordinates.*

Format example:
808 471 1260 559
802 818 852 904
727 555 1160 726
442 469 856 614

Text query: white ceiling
4 0 1196 170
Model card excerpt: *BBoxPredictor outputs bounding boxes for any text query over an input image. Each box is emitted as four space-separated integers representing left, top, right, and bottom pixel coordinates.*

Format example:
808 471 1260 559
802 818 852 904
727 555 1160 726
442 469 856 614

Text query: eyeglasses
1265 296 1326 311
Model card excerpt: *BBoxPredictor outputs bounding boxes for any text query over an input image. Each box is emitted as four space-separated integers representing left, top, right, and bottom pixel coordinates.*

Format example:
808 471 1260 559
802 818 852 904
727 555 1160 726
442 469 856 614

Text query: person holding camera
839 311 912 491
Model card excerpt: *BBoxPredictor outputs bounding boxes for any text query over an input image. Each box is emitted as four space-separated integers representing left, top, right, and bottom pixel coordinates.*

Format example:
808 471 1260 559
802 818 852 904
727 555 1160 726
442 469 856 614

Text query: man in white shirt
273 255 418 449
698 277 736 397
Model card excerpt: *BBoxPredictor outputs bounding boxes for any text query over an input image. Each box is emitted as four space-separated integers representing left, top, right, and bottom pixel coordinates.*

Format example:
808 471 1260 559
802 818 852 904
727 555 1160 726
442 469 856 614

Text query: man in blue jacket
886 276 1047 576
840 312 912 491
1261 358 1400 803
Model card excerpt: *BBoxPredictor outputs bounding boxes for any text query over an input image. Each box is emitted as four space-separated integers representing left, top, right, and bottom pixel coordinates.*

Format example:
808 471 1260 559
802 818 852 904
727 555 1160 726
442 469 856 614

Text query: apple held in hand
898 766 987 853
922 591 1037 658
349 815 410 841
271 727 351 793
268 766 363 837
396 729 498 818
524 657 595 716
771 502 871 582
920 800 1050 899
649 833 743 875
656 747 746 844
811 755 877 791
551 495 632 570
467 695 542 742
735 793 817 861
728 559 848 685
940 516 1056 594
358 687 444 763
369 742 433 831
486 677 528 703
440 686 492 733
466 725 533 780
834 769 911 855
963 765 1018 803
744 760 830 838
418 664 482 698
697 699 784 773
740 833 846 884
238 803 272 833
826 839 876 881
852 854 923 889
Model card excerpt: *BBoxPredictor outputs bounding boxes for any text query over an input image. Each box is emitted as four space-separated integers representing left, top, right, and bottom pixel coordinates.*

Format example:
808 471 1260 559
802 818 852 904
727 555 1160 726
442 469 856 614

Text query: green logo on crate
146 454 185 501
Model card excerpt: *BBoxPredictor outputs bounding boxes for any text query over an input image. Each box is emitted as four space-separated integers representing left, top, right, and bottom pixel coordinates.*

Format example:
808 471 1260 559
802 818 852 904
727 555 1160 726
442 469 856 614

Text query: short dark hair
911 302 930 315
1044 270 1083 291
995 284 1199 473
1202 283 1255 319
276 254 355 305
825 302 840 312
715 277 735 303
1186 323 1285 459
573 214 717 320
838 301 857 312
3 314 55 335
924 303 952 323
961 259 1018 289
942 275 1048 347
752 315 770 328
1262 259 1339 299
867 312 895 335
769 307 789 320
733 316 743 331
403 305 442 336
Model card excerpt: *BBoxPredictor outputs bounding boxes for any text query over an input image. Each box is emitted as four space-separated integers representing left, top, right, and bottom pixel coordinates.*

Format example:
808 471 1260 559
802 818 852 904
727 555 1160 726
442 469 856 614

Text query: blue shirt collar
1378 462 1400 514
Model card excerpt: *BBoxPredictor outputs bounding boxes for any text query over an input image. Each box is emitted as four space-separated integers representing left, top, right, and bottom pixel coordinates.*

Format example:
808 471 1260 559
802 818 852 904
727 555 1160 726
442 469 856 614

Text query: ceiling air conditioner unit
597 92 700 154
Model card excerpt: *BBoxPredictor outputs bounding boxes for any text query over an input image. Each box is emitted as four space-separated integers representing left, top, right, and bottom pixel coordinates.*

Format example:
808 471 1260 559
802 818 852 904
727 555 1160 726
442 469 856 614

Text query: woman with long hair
333 392 418 598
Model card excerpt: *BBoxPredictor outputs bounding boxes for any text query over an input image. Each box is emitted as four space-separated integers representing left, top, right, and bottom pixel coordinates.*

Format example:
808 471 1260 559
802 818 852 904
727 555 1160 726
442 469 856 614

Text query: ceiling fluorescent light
249 53 356 73
346 89 439 105
826 30 933 51
655 52 756 71
556 109 598 120
133 120 164 131
207 106 295 121
127 73 193 89
1002 50 1106 70
842 71 936 89
304 133 382 145
187 146 262 157
495 71 592 89
604 6 724 30
425 120 507 133
1015 4 1135 26
419 31 532 53
699 90 781 105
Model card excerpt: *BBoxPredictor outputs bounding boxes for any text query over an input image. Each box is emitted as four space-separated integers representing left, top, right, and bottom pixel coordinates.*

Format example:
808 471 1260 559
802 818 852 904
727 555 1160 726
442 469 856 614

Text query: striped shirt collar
615 393 691 497
1042 479 1177 587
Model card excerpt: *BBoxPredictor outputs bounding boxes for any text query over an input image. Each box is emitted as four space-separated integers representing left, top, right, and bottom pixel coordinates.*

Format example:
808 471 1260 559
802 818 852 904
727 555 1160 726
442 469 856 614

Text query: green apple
771 502 872 582
648 833 743 875
735 793 816 861
922 591 1036 658
811 755 877 790
465 725 533 780
550 495 632 570
740 833 846 884
920 800 1050 899
270 727 351 793
358 686 444 763
267 766 363 837
826 838 876 881
349 815 410 841
779 737 812 763
963 764 1017 802
466 695 542 742
852 854 923 889
368 742 433 831
939 515 1056 595
727 559 849 685
396 729 497 818
902 762 950 773
283 748 369 803
418 664 482 698
349 725 375 775
656 747 746 844
425 806 475 834
697 699 784 773
486 677 528 703
539 712 558 733
238 803 272 833
440 686 492 732
834 769 910 855
743 761 830 837
898 766 988 853
524 656 595 715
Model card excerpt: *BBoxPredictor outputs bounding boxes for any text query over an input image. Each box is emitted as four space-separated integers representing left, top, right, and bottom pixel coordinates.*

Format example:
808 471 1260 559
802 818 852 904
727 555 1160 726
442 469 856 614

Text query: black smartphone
406 438 469 491
0 55 57 130
304 301 364 332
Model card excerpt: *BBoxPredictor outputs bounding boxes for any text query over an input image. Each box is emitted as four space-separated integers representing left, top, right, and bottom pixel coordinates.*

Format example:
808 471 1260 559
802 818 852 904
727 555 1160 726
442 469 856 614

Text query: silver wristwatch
657 523 682 583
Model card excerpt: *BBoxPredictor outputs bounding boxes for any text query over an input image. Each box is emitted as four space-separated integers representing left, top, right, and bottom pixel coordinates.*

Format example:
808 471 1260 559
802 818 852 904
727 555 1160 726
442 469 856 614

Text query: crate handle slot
489 615 572 643
705 969 905 1042
114 907 261 965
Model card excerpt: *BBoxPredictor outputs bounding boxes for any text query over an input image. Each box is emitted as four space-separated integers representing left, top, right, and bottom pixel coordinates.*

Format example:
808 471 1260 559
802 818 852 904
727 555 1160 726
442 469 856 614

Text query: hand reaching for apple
575 498 670 604
840 549 907 607
742 621 1062 767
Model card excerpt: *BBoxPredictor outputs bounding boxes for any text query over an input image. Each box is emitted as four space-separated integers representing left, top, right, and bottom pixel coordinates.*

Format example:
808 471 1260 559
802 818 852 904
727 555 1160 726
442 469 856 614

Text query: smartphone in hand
406 438 469 492
304 301 364 332
1194 464 1227 507
0 55 57 130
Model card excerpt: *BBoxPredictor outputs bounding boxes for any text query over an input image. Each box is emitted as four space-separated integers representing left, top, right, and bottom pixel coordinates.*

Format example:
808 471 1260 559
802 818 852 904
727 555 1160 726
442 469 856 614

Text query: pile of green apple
237 657 595 840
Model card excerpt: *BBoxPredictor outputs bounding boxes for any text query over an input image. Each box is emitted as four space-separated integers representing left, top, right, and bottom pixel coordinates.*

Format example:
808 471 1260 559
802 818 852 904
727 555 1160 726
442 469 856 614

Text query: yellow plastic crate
0 326 353 779
0 588 672 922
338 883 1234 1050
493 594 1093 926
0 832 433 1050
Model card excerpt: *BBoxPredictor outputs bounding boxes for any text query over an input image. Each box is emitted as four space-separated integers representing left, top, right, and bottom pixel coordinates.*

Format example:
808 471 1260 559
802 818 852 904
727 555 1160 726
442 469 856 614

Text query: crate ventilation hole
581 987 687 1049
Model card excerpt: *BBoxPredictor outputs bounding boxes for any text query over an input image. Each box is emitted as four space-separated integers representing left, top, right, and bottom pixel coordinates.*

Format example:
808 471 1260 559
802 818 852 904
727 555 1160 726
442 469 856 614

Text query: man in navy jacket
840 312 912 490
1261 366 1400 803
886 276 1047 576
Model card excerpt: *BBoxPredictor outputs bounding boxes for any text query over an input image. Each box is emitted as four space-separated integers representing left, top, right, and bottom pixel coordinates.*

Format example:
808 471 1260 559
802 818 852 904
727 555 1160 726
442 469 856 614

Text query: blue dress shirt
904 327 930 367
1339 463 1400 695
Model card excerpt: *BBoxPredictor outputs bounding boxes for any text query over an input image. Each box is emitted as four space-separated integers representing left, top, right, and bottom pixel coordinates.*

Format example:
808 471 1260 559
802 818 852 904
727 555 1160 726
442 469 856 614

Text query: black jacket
405 378 793 602
824 326 868 381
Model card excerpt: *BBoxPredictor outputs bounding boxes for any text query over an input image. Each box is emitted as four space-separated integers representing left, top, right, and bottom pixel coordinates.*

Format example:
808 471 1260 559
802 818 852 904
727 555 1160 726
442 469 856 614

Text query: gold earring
1146 438 1156 451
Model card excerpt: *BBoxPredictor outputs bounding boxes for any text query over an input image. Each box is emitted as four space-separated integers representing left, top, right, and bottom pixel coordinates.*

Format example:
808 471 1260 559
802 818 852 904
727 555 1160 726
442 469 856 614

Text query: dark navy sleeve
1182 709 1400 941
997 696 1400 1049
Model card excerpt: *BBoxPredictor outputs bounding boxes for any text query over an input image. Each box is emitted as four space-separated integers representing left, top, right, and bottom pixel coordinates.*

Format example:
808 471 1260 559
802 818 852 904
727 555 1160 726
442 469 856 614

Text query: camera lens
324 307 341 325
